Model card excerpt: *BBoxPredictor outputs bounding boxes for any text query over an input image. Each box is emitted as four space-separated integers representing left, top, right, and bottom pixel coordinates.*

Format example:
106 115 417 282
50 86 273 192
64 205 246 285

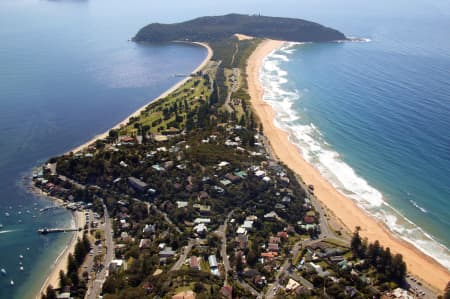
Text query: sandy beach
36 210 85 298
69 42 213 154
247 39 450 292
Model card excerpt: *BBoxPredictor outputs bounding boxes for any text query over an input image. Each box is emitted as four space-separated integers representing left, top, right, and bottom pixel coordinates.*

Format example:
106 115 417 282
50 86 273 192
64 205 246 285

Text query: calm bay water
261 8 450 268
0 1 206 298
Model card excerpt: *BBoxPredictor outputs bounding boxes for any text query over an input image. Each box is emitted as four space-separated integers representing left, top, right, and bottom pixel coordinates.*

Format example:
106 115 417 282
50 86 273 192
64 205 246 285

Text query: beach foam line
260 43 450 270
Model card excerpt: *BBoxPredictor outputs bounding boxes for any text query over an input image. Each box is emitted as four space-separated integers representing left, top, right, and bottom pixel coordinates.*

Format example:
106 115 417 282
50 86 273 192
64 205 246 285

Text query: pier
37 227 80 234
39 206 62 213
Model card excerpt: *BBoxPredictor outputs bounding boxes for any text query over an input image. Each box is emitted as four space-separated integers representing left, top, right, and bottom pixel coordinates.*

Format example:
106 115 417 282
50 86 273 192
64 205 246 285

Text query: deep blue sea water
261 8 450 269
0 1 206 298
1 0 449 298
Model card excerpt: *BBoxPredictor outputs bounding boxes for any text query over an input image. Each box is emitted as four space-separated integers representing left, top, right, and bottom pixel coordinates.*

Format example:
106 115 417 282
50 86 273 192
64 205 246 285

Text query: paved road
170 239 195 271
86 205 114 299
139 200 182 234
239 279 262 299
216 210 235 282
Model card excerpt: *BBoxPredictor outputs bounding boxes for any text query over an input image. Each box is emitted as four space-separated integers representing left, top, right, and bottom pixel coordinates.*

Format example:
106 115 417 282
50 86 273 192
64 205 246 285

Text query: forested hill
133 13 346 43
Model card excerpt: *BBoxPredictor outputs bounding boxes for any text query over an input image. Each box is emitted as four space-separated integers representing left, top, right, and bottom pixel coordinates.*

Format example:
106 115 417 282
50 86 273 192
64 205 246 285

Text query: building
190 256 200 270
172 290 196 299
128 177 148 192
109 259 124 272
208 255 220 276
159 247 176 258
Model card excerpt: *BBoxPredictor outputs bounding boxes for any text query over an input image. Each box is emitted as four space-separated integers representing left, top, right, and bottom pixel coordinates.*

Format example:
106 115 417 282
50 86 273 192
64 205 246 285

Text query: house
253 275 266 288
254 170 266 177
286 278 300 292
208 255 220 276
218 161 230 167
120 136 135 143
193 223 208 236
220 179 232 186
268 243 279 252
236 227 247 235
128 177 148 192
139 239 151 249
56 293 72 299
109 259 124 272
172 290 196 299
261 252 278 261
234 170 247 179
197 191 209 200
225 173 241 183
194 218 211 224
152 164 165 171
220 285 233 299
159 247 176 258
190 256 200 270
176 201 188 208
269 236 281 244
264 211 278 219
282 196 291 203
193 204 211 214
242 220 254 230
277 231 288 239
306 262 330 277
143 224 155 234
235 234 249 249
303 215 316 224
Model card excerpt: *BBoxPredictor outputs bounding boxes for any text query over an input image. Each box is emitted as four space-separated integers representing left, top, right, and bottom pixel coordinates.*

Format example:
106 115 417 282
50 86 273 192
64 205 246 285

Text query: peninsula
34 14 449 299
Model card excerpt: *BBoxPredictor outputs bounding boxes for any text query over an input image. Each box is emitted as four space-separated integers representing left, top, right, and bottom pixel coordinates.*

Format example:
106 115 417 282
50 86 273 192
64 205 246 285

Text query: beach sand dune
247 39 450 292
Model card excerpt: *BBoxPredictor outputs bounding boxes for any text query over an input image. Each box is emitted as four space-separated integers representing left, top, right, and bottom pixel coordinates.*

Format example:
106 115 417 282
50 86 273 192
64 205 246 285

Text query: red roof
277 231 288 239
220 285 233 299
303 215 316 224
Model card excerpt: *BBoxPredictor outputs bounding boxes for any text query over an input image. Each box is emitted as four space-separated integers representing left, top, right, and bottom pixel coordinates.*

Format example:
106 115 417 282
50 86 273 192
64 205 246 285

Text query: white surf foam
260 44 450 270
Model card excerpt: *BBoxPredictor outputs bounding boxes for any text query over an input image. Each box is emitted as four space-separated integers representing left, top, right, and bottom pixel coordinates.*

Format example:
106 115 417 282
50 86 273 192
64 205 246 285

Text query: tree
444 281 450 299
59 270 68 288
45 285 57 299
351 228 362 258
67 253 77 275
194 282 206 293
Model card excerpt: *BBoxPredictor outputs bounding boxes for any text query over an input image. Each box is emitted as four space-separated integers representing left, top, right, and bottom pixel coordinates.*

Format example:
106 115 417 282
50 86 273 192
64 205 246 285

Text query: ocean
260 9 450 269
0 1 206 298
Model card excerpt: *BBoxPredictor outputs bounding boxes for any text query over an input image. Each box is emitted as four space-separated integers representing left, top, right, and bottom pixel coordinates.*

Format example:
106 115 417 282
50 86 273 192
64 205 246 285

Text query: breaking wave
260 43 450 270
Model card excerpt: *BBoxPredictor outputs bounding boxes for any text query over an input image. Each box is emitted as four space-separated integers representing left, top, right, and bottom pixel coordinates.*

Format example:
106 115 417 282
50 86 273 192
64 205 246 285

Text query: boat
19 254 23 259
1 268 6 276
4 212 10 217
20 266 24 271
10 280 14 286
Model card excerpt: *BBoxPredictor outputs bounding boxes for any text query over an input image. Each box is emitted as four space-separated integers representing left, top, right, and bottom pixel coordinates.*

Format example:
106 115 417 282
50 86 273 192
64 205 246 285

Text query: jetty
37 227 80 234
39 205 62 213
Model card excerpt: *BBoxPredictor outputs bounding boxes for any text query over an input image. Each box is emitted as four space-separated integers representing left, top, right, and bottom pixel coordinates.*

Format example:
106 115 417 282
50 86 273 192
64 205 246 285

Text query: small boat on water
20 266 24 271
4 212 10 217
1 268 6 276
10 280 14 286
19 254 23 259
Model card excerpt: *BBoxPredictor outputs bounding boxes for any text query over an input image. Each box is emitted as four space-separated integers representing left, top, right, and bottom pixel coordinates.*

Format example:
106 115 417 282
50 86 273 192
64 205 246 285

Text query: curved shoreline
68 42 213 154
36 42 212 298
247 39 450 292
36 208 85 299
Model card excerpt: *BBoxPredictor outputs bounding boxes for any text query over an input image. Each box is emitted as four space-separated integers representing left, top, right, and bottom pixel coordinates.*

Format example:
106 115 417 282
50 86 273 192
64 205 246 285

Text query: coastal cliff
133 13 346 43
